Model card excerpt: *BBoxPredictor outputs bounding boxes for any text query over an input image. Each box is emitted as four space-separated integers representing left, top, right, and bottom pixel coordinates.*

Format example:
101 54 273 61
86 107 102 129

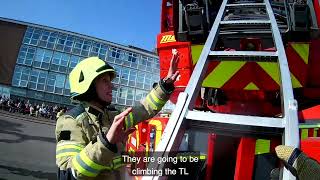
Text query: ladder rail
209 50 278 61
265 0 299 179
265 0 299 147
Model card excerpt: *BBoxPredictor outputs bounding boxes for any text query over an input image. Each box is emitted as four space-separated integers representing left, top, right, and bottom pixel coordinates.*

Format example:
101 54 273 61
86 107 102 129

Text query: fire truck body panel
127 0 320 179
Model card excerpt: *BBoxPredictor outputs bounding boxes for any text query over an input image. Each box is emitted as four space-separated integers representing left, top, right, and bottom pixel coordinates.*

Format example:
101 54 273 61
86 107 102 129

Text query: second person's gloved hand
275 145 320 180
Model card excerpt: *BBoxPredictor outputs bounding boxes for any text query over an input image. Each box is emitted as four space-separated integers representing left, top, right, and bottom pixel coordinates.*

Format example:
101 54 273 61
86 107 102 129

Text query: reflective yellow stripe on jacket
112 156 126 169
125 112 135 130
146 90 166 111
56 142 84 158
72 150 126 177
72 150 112 177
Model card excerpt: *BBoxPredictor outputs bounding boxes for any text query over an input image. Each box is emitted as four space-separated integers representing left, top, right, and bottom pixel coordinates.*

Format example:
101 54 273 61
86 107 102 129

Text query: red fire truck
127 0 320 179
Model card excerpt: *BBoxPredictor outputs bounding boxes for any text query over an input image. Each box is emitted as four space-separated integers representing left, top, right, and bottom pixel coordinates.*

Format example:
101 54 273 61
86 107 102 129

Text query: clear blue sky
0 0 161 51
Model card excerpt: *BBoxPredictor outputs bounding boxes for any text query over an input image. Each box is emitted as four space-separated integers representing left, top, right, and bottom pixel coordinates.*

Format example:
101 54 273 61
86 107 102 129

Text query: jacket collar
82 102 104 118
88 106 102 117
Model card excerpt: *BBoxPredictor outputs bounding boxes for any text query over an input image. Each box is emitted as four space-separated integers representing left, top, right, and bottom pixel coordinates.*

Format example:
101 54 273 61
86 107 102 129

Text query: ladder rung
233 0 259 3
271 2 285 8
186 119 284 137
186 111 284 128
220 30 272 35
220 25 288 34
226 3 266 8
225 15 269 21
209 51 278 61
220 20 270 25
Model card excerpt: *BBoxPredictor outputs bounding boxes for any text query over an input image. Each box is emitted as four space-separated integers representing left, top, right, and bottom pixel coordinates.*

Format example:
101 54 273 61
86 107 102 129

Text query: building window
152 74 160 85
144 73 152 90
38 30 58 49
23 27 44 46
112 84 119 103
136 71 145 89
55 74 66 95
111 64 121 84
91 42 108 60
134 71 151 90
99 44 108 60
138 56 148 71
55 33 76 54
12 66 31 87
72 37 84 55
90 42 100 57
22 27 34 44
81 40 92 57
17 45 36 66
44 93 54 102
152 58 160 73
62 96 71 105
126 88 135 106
64 35 74 53
64 76 70 96
129 69 137 87
128 53 138 63
33 48 53 70
46 72 66 95
146 57 153 68
109 47 124 64
46 74 55 93
51 52 70 73
120 67 129 86
135 89 148 104
123 52 138 68
27 90 45 100
117 86 127 105
111 47 121 58
116 86 135 106
55 33 67 51
69 55 82 73
28 69 48 91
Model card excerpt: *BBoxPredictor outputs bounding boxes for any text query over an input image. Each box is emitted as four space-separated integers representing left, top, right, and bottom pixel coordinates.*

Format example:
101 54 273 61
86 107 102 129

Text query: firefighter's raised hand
164 49 180 84
106 107 136 144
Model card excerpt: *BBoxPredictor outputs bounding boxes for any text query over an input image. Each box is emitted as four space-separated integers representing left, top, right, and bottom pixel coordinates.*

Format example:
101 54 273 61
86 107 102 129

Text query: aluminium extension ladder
144 0 299 179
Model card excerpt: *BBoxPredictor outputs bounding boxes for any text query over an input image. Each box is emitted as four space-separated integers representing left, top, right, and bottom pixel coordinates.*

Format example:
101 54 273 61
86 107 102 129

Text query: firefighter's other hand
275 145 320 180
106 107 135 144
165 49 180 84
275 145 294 162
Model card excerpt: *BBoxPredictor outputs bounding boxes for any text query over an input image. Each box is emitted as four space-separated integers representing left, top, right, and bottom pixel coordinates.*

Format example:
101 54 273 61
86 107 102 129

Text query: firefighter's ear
58 131 71 141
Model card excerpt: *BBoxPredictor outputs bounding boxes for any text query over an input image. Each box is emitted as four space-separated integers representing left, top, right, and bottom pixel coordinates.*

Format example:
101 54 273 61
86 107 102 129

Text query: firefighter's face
95 73 113 103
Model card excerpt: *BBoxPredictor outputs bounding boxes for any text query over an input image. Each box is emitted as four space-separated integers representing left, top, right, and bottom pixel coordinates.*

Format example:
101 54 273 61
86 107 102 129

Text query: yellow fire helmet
69 57 115 100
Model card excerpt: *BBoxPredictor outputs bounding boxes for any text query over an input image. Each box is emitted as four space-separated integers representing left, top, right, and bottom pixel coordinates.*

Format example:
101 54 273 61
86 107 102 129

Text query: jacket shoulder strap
64 105 85 119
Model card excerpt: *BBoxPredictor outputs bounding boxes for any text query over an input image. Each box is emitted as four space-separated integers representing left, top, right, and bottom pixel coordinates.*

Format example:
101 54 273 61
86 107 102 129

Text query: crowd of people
0 94 68 120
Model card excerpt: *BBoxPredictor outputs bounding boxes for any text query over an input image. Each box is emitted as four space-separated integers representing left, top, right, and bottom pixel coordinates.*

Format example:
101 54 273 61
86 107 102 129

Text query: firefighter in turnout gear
55 50 180 179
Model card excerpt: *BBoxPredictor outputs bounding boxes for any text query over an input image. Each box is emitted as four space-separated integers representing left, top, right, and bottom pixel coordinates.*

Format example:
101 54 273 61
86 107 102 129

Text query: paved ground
0 111 57 180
